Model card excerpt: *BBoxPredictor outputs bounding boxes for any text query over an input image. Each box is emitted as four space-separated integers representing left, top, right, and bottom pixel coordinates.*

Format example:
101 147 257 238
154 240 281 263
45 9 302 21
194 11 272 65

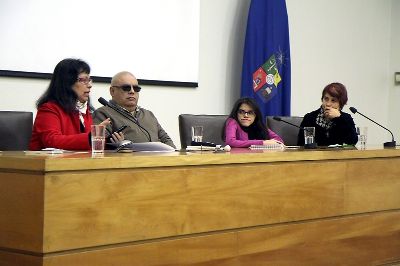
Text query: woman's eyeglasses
111 84 141 92
77 77 93 84
237 109 255 116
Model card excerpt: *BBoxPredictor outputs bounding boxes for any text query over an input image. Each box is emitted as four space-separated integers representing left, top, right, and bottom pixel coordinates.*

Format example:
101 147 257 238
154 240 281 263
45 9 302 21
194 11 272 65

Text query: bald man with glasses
93 71 176 148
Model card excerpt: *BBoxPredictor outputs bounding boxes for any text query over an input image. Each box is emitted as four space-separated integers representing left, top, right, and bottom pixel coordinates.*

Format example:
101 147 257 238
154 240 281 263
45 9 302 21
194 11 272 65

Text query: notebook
249 144 285 150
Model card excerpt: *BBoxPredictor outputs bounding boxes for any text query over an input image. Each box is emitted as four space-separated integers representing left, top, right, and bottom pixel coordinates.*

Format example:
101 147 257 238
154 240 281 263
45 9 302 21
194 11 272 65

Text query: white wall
389 0 400 139
0 0 398 148
288 0 394 145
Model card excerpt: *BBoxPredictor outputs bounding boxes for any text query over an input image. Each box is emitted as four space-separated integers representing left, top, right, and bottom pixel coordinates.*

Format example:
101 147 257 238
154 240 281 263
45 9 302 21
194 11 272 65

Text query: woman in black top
297 82 358 146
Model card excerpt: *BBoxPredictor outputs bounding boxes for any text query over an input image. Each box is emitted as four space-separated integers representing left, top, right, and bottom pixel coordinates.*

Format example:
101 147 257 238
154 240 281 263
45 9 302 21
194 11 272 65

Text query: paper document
186 145 216 151
110 141 175 152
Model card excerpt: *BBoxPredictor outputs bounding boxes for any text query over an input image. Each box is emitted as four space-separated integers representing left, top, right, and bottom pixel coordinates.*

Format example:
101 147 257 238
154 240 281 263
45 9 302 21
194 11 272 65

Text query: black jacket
297 108 358 146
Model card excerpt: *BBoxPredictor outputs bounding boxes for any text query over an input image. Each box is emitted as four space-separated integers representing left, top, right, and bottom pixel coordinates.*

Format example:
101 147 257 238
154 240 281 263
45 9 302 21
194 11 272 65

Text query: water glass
91 125 106 153
304 127 316 148
191 126 203 142
356 126 368 148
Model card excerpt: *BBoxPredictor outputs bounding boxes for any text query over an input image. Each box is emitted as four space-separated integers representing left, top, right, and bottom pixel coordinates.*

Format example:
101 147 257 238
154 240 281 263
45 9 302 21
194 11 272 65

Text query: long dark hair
223 97 269 140
36 58 91 113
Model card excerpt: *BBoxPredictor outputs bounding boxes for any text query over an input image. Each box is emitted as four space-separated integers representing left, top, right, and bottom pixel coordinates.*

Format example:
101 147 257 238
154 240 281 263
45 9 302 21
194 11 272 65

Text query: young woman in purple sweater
223 97 283 148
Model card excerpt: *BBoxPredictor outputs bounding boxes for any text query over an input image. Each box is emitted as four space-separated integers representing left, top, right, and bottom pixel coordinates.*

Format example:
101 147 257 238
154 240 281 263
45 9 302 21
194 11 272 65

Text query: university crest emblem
252 54 282 102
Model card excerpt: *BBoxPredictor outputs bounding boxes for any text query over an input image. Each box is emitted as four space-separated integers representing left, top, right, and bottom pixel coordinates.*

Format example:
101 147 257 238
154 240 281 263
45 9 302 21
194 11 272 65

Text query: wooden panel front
42 157 400 252
1 150 400 265
35 210 400 266
345 158 400 212
0 251 42 266
0 172 44 252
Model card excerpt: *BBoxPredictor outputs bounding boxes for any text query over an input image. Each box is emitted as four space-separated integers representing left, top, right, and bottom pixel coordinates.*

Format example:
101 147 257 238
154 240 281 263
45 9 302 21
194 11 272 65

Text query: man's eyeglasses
237 109 255 116
112 84 141 92
77 77 93 84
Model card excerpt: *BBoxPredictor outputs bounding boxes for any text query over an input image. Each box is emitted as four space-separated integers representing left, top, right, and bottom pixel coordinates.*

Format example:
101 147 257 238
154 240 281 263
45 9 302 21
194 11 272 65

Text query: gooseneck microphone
273 116 303 130
349 107 396 148
272 116 316 149
98 97 152 141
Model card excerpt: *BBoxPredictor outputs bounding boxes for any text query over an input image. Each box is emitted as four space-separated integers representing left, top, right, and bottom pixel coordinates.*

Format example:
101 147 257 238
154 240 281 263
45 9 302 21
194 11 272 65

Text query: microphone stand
349 107 396 148
98 97 152 142
273 116 303 129
272 117 316 149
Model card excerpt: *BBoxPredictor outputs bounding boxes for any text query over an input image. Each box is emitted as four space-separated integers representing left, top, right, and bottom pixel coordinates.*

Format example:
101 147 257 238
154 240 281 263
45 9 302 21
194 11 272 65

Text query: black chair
0 111 33 150
266 116 303 146
178 114 228 149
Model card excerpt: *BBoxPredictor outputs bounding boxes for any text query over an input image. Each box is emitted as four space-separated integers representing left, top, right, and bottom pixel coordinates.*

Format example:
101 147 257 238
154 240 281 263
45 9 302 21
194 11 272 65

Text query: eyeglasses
237 109 255 116
77 77 93 84
111 84 141 92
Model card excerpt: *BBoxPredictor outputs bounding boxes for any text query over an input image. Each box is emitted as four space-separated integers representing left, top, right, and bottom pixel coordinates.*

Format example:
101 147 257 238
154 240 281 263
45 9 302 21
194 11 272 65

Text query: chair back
0 111 33 150
178 114 228 149
266 116 303 146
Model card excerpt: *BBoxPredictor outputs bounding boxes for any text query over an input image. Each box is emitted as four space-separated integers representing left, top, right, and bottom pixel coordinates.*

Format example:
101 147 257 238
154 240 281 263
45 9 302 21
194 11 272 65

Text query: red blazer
29 101 93 150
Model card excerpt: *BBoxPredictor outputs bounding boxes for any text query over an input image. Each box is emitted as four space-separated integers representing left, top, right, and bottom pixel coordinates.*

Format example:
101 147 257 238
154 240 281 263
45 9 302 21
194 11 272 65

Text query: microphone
349 107 396 148
272 116 316 149
273 116 303 130
98 97 152 141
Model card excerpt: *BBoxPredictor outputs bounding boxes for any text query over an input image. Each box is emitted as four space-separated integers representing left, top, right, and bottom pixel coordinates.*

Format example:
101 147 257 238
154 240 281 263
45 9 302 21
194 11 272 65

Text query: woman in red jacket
29 58 122 150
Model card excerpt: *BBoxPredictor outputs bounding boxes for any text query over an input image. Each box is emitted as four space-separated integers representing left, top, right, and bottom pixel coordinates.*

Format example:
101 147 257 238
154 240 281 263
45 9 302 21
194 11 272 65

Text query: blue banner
241 0 291 117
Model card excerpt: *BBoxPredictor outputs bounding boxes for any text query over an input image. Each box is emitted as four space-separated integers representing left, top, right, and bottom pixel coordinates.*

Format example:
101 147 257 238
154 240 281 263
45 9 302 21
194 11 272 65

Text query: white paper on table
109 141 175 152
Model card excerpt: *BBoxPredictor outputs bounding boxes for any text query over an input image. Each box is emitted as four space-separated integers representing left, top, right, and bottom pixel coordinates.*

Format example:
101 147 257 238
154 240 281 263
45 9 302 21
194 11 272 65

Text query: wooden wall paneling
1 149 400 265
39 211 400 266
42 160 348 252
0 172 44 252
345 158 400 212
0 250 42 266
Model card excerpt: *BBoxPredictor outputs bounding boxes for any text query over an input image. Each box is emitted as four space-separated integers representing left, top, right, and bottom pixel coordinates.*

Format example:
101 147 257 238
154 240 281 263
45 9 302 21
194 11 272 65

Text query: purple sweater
224 118 284 148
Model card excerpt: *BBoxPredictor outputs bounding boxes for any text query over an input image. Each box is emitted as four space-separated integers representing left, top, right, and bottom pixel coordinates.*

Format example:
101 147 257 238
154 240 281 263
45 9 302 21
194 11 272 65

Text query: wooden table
0 147 400 265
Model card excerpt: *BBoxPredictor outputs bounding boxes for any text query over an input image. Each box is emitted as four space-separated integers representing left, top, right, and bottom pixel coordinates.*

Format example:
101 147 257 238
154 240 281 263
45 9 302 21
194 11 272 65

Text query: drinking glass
91 125 106 153
304 127 316 149
356 126 368 148
191 126 203 142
